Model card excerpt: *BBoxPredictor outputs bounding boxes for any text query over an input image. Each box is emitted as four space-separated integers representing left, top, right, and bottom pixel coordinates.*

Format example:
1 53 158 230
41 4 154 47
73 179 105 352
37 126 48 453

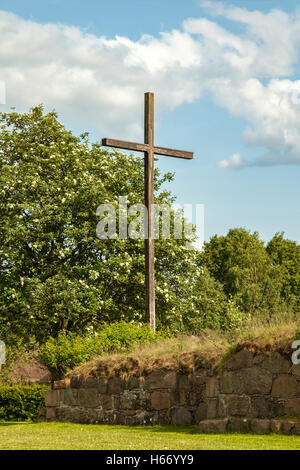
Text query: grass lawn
0 422 299 450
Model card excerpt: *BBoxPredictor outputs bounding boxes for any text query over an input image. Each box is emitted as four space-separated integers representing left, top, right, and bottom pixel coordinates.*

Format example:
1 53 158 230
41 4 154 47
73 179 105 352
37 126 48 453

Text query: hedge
0 384 47 421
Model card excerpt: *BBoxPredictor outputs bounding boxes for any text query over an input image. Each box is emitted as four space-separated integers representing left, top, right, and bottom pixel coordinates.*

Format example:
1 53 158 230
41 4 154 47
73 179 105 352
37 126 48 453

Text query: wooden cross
102 92 193 331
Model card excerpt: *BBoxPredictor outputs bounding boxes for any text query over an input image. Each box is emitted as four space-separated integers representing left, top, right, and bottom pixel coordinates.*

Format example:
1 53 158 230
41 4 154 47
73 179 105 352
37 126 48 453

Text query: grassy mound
68 318 298 380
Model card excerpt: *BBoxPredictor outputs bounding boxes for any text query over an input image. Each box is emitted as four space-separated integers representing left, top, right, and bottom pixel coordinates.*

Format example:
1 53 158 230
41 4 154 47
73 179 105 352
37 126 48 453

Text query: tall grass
70 314 298 380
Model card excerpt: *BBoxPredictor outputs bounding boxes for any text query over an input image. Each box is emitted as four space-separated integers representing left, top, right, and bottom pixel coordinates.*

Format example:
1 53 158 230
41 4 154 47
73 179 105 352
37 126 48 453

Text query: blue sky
0 0 299 243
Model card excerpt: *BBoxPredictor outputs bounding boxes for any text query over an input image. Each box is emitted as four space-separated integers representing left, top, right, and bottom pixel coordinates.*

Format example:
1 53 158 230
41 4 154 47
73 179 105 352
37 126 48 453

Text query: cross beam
101 139 193 160
102 92 193 331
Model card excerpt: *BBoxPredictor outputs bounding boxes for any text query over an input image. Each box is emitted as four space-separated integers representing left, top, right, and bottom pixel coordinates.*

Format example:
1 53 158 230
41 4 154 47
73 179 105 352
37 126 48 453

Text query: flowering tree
0 106 206 343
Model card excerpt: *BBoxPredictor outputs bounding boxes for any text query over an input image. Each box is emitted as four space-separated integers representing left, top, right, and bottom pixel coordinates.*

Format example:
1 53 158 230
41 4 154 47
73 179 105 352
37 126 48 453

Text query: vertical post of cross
144 92 156 332
101 92 193 332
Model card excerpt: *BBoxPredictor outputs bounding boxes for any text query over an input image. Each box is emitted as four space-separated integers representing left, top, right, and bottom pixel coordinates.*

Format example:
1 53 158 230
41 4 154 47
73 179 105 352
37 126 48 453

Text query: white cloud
202 1 300 76
0 11 205 140
1 5 300 167
218 153 245 170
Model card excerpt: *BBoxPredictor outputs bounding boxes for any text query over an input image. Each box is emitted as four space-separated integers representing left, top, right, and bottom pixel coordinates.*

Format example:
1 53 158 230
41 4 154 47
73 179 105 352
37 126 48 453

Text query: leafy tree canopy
200 228 290 317
1 106 297 345
267 233 300 312
0 106 217 343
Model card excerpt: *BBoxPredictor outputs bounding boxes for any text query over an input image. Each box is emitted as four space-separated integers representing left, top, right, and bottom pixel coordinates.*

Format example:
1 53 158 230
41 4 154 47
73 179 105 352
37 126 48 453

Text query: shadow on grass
0 421 200 435
99 424 201 435
0 422 32 426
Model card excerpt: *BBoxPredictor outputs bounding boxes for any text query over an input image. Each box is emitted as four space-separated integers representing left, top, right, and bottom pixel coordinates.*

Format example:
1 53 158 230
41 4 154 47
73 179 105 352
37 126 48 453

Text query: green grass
71 317 298 380
0 423 299 450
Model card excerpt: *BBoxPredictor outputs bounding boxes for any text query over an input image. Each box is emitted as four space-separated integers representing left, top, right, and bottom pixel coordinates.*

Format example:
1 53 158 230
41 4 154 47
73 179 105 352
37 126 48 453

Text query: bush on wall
39 321 169 379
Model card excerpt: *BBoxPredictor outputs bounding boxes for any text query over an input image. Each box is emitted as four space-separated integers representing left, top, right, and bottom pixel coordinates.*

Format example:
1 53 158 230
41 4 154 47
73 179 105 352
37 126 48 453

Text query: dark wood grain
154 146 193 159
101 138 148 153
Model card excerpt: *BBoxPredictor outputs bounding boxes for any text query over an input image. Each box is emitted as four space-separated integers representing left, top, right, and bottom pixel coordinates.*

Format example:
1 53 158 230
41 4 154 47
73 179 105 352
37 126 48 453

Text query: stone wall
45 350 300 434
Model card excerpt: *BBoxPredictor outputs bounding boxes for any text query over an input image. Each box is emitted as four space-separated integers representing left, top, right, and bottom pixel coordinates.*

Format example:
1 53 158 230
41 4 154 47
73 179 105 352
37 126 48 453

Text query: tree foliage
0 106 298 345
0 106 195 341
200 228 297 317
267 233 300 312
1 106 238 342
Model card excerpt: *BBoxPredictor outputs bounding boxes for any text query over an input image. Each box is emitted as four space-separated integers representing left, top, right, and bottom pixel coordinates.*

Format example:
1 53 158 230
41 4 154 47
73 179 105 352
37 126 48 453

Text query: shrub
0 384 47 421
39 321 169 379
39 332 102 380
96 321 168 351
